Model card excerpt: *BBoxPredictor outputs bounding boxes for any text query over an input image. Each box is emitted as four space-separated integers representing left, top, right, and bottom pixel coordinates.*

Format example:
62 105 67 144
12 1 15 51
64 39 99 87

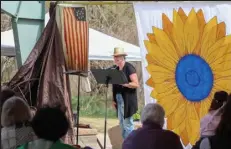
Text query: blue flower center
185 70 200 86
175 54 214 102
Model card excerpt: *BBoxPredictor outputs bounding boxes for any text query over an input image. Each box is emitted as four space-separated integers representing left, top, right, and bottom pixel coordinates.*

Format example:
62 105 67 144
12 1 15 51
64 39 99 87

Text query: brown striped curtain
57 6 89 75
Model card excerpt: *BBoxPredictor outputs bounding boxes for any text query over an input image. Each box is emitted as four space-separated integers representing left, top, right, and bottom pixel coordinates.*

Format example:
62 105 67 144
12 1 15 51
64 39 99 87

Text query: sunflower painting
144 7 231 146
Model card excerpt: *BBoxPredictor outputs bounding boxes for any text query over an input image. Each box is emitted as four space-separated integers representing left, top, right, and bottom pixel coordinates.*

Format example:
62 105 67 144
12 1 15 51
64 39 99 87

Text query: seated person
1 96 36 149
0 86 36 120
122 103 183 149
199 94 231 149
17 105 76 149
0 86 15 108
192 91 228 149
200 91 228 137
1 86 16 128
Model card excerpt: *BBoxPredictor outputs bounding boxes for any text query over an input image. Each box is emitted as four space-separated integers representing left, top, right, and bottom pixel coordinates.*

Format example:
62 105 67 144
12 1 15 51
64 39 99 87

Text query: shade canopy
1 13 141 61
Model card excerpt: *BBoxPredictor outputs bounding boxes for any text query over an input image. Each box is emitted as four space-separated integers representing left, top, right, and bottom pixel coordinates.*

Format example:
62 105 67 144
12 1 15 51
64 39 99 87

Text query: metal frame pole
103 76 110 149
76 75 81 145
103 87 108 149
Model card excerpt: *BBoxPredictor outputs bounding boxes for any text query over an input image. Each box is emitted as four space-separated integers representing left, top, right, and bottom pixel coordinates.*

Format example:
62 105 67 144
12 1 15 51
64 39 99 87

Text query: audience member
122 103 183 149
200 91 228 137
1 87 16 128
199 93 231 149
1 96 36 149
17 105 75 149
0 86 15 106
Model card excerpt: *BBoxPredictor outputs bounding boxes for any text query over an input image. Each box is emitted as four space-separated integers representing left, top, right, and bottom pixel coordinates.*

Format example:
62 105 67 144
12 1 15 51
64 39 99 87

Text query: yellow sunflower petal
194 102 201 118
214 78 231 93
201 17 218 58
144 41 176 71
196 9 206 29
147 64 173 74
150 89 158 99
147 74 174 84
172 112 189 144
194 9 206 55
146 54 165 67
217 22 226 40
172 99 187 128
212 49 231 72
210 52 231 70
167 113 174 130
146 54 175 71
147 33 157 44
184 8 200 54
154 81 177 95
186 104 200 145
146 64 174 82
207 44 231 66
210 49 231 72
162 13 183 58
214 59 231 79
180 129 190 146
155 88 179 101
172 9 185 57
146 77 158 98
205 35 231 63
153 27 179 62
178 7 188 23
210 52 231 74
162 14 173 37
146 77 154 87
158 93 182 116
172 120 186 135
146 54 159 66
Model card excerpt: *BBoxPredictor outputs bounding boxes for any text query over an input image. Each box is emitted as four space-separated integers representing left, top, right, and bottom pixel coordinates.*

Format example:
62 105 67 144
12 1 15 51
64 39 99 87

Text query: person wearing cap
111 47 139 139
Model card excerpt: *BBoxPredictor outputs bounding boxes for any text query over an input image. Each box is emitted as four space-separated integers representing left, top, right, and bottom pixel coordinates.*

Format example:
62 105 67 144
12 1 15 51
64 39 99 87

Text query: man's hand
120 73 139 89
121 83 129 88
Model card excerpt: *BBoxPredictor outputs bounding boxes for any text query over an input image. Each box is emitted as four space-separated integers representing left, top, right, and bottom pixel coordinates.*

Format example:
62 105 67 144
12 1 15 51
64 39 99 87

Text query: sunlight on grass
72 95 117 118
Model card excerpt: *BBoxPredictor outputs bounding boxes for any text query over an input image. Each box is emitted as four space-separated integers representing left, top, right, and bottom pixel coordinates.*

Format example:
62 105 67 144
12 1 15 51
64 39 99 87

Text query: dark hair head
215 94 231 138
31 105 69 142
209 91 228 111
0 87 15 105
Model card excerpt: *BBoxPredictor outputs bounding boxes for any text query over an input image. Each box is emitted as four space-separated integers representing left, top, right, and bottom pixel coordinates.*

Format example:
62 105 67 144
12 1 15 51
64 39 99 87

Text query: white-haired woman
122 103 183 149
1 96 37 149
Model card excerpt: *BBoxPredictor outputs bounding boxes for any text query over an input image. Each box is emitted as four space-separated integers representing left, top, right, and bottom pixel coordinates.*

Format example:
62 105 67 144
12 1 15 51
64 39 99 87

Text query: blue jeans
116 94 134 139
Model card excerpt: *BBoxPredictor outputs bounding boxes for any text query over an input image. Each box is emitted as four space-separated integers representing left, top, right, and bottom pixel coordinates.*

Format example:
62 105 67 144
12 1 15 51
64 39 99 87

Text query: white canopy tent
1 13 141 61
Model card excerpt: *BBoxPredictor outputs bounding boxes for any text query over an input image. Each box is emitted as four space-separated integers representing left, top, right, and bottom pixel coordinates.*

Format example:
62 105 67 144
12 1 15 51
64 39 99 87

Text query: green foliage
71 95 117 118
133 112 141 121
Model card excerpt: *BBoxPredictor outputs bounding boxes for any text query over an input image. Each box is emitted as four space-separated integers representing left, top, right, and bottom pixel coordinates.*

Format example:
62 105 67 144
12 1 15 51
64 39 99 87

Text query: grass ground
74 95 141 134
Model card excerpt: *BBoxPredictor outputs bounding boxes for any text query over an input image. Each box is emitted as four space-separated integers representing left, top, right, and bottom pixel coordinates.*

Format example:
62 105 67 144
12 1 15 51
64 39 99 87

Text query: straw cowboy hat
112 47 128 56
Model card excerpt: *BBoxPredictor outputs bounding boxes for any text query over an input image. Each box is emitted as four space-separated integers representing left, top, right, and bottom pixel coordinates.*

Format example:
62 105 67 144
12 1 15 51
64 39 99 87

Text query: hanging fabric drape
7 2 75 144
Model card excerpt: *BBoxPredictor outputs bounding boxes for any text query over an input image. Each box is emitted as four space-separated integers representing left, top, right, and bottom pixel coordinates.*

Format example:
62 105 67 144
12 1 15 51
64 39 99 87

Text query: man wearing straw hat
112 47 139 139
